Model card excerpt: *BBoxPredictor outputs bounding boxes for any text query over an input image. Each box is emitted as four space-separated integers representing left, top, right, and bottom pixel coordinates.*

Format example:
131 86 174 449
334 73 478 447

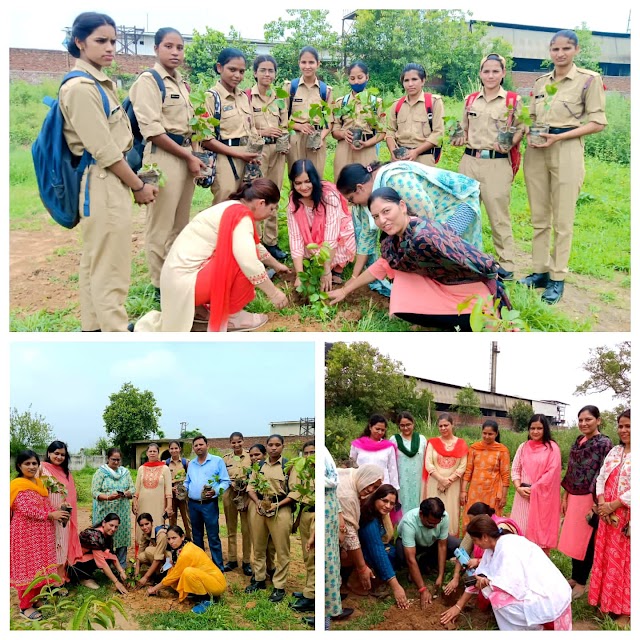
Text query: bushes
584 92 630 165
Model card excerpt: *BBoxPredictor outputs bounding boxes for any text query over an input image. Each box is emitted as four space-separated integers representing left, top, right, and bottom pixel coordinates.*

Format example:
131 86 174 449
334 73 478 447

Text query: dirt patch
10 212 630 331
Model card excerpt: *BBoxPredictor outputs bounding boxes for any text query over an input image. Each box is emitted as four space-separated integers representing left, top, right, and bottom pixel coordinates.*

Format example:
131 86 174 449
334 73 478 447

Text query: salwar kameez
392 434 426 513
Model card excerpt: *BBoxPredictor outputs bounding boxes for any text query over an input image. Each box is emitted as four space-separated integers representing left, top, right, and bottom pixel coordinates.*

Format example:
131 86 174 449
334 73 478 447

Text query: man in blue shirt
395 497 460 610
184 435 231 571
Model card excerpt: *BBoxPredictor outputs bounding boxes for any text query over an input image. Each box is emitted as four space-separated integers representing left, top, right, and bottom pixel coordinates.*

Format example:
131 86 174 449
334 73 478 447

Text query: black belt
361 133 376 142
220 137 248 147
548 127 578 135
166 132 190 146
189 497 214 505
303 506 315 513
465 148 508 159
263 136 277 144
405 147 435 156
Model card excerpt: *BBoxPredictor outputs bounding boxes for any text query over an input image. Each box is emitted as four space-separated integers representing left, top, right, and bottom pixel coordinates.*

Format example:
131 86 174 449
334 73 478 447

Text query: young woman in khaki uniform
202 48 261 205
521 30 607 305
245 434 294 603
166 440 192 541
222 432 253 576
60 12 157 332
129 28 205 296
248 54 289 261
455 54 525 281
285 46 333 178
386 63 445 167
332 61 384 181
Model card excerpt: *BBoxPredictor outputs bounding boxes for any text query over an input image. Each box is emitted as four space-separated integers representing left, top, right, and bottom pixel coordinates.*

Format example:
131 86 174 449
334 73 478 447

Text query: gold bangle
454 603 462 611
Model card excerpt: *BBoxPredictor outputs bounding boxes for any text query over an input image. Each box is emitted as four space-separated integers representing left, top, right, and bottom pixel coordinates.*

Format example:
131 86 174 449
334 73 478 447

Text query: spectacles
109 457 121 462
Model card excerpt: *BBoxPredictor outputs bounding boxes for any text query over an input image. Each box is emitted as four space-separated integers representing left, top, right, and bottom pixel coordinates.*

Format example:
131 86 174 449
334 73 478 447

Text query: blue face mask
350 81 368 93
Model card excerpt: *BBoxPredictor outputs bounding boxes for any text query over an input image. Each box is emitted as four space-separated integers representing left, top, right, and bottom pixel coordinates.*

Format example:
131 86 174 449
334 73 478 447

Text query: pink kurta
557 493 594 560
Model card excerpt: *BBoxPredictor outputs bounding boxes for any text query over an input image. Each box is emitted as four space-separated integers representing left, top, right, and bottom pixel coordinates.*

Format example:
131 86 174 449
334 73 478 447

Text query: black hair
253 54 277 74
467 502 495 518
578 405 601 419
362 413 388 438
168 440 182 450
467 514 512 539
367 186 402 211
167 525 185 537
289 159 324 210
217 47 246 70
15 449 40 476
419 497 445 519
527 414 555 447
192 434 207 445
400 63 426 84
299 46 320 62
336 162 383 196
137 512 153 524
146 442 160 452
229 432 244 441
438 412 455 424
106 447 122 460
618 409 631 422
67 12 116 58
267 434 285 445
360 484 399 525
46 440 70 478
550 30 579 46
229 178 281 205
155 27 183 47
480 54 506 86
249 443 267 455
347 60 368 75
101 512 121 525
302 439 316 452
481 419 501 443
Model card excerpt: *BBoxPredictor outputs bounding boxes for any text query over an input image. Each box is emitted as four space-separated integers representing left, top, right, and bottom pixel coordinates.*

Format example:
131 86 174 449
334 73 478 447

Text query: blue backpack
288 77 328 120
32 71 110 229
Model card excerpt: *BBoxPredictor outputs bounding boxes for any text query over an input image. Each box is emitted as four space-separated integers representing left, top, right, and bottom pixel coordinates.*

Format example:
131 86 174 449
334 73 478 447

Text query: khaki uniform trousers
211 149 247 205
222 488 252 564
459 154 515 271
333 140 378 183
287 133 327 178
299 509 315 599
523 138 585 280
170 496 192 541
143 145 196 287
259 143 286 246
138 547 165 567
414 153 436 168
248 503 291 589
79 168 132 331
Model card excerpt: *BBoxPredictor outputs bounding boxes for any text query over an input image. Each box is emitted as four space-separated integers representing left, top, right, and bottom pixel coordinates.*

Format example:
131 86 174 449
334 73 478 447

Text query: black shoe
264 244 288 261
302 616 315 628
292 591 304 598
290 597 315 613
340 592 349 601
242 563 253 577
497 267 514 282
331 607 354 621
127 322 135 332
223 561 238 572
541 279 564 305
518 272 549 288
269 588 286 603
153 287 161 303
245 580 266 593
266 568 275 582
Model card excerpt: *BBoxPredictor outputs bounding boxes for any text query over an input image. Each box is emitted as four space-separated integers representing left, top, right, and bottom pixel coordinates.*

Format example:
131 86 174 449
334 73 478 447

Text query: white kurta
349 445 399 489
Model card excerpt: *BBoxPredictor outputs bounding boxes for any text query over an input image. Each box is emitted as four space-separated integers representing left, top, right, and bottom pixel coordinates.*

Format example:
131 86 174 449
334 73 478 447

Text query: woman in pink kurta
40 441 83 582
510 414 562 552
288 159 356 287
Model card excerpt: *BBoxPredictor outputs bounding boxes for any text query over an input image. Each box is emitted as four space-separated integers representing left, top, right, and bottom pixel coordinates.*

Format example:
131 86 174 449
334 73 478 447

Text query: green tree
102 383 163 460
85 436 112 456
10 405 55 456
542 24 602 73
184 27 229 84
508 400 535 432
575 341 630 403
263 10 341 82
451 384 482 422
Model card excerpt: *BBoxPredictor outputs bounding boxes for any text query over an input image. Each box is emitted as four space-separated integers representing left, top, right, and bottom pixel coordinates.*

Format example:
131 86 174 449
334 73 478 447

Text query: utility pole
489 341 500 393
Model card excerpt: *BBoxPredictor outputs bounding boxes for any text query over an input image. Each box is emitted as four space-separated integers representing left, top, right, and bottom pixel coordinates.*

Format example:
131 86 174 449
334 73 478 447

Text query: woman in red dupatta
421 413 468 536
40 441 83 583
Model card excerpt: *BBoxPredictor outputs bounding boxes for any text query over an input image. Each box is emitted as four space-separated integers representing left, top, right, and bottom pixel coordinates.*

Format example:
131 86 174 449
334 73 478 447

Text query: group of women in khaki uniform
61 12 606 332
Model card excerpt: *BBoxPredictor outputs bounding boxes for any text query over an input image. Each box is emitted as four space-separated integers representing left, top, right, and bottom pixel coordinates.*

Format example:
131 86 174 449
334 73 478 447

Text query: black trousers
67 558 114 583
395 535 460 573
395 313 473 332
571 526 597 585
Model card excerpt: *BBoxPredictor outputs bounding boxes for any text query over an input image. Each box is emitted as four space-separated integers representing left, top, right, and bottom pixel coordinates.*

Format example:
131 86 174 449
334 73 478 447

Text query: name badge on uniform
170 94 180 99
223 105 234 112
293 98 303 102
468 111 478 118
535 94 545 100
253 107 261 112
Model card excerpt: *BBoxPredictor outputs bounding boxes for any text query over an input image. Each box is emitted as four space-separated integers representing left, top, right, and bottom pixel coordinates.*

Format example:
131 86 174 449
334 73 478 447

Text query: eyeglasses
109 457 121 462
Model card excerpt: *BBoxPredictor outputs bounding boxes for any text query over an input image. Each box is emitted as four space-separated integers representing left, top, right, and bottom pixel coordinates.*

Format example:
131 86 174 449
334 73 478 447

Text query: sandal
227 311 268 332
20 608 43 621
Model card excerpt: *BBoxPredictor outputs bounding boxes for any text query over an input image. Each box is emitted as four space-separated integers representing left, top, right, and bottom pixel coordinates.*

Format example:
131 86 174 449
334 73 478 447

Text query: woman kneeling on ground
134 179 290 332
147 525 226 614
328 187 510 331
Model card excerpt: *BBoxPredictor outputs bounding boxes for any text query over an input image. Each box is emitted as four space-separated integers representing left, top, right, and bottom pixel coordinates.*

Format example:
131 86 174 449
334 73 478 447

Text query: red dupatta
208 203 261 332
422 437 469 485
142 461 165 467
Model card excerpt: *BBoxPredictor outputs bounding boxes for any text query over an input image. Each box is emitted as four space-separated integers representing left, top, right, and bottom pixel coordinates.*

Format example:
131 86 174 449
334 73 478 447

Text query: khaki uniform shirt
284 77 334 126
223 450 252 488
59 59 132 168
332 93 379 136
129 62 193 139
287 465 315 505
463 86 525 149
139 527 169 561
205 81 257 141
167 458 187 484
388 93 445 148
249 456 288 498
530 64 607 128
248 85 288 134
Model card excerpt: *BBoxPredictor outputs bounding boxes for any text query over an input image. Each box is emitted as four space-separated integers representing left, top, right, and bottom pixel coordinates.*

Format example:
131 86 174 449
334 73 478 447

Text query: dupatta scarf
10 477 49 510
337 465 384 533
422 436 469 486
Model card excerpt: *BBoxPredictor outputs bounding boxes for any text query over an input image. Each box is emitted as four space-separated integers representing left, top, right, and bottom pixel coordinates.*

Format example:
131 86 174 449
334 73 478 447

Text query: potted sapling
137 162 167 187
306 100 333 150
249 463 277 517
201 473 222 500
497 104 532 150
189 85 220 178
173 469 187 502
444 116 465 145
42 476 71 527
529 82 558 146
352 88 392 149
261 86 296 153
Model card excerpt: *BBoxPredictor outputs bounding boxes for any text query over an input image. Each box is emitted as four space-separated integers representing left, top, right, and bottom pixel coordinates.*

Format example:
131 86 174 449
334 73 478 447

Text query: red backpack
394 93 442 163
465 90 521 180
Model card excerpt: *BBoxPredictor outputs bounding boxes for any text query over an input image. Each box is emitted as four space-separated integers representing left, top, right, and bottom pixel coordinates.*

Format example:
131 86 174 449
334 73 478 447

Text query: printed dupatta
381 217 512 310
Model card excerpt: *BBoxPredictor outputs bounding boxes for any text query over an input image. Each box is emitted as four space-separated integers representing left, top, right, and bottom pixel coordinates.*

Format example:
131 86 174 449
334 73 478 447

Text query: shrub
583 92 630 165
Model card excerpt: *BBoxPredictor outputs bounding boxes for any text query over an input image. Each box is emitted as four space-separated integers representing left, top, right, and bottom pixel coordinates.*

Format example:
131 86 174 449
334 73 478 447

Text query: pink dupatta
290 182 347 246
521 440 562 549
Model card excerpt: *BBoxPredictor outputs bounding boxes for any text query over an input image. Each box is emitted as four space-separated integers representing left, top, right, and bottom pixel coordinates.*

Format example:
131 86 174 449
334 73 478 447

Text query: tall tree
508 400 534 432
451 384 482 422
103 382 163 460
10 405 55 456
575 341 630 403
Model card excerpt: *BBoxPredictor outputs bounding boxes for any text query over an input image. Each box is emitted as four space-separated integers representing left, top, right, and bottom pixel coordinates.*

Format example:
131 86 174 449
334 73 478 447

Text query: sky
10 340 316 451
7 2 631 50
336 333 628 424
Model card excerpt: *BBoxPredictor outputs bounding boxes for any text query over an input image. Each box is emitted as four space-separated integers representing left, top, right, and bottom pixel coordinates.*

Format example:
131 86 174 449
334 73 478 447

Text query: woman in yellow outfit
60 12 158 332
147 525 226 614
202 48 262 205
129 28 206 297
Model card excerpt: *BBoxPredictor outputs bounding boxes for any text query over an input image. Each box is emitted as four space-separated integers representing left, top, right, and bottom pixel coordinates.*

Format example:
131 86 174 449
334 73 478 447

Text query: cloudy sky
335 333 629 424
8 2 631 50
10 340 316 451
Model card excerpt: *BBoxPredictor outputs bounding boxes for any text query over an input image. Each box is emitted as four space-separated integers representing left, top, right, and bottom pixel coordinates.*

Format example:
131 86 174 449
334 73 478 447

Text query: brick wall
511 70 629 96
446 413 515 430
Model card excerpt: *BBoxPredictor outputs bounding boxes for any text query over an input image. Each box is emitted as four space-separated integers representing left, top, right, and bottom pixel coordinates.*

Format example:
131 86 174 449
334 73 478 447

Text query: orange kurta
462 441 511 531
